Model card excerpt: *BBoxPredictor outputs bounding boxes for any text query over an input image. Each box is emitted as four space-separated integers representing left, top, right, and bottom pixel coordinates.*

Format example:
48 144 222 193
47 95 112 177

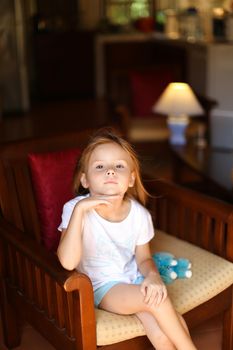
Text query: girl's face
81 142 135 197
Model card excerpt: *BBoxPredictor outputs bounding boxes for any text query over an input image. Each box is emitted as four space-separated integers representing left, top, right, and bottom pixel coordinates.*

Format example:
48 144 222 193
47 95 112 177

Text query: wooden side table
171 143 233 204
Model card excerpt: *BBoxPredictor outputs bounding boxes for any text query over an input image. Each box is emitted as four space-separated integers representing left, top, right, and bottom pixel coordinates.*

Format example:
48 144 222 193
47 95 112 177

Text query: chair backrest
128 67 175 116
0 129 95 250
109 65 182 116
28 147 82 251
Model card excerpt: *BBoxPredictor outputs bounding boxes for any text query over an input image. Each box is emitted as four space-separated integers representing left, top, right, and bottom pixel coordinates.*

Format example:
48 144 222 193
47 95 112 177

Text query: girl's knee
146 294 171 313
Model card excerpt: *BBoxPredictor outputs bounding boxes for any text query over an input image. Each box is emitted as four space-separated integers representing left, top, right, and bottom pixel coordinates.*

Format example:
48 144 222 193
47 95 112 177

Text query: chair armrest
113 104 132 138
145 180 233 262
0 217 96 346
0 217 87 289
195 94 218 141
196 93 218 116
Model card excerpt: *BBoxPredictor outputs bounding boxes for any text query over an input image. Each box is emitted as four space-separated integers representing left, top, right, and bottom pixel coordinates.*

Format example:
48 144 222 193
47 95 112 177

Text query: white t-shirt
58 195 154 291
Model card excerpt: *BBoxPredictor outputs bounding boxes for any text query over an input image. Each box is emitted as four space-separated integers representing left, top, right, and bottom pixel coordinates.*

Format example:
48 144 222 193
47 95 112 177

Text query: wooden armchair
110 66 217 142
0 129 233 350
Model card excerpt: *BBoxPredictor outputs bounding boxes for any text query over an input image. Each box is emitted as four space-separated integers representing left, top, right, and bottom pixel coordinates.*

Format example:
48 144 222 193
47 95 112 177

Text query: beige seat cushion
96 230 233 346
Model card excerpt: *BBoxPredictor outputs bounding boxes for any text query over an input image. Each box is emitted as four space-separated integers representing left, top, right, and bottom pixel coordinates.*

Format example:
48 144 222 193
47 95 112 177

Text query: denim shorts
94 275 144 307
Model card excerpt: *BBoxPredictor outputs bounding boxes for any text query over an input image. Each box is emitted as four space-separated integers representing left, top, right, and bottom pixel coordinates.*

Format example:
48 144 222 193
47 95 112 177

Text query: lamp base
167 117 189 145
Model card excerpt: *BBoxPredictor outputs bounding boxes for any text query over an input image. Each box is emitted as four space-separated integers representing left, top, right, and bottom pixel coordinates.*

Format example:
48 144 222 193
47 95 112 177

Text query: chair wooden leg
0 281 21 349
222 291 233 350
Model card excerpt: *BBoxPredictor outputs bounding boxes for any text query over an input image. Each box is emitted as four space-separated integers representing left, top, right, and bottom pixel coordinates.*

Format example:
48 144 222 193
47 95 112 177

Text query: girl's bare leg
136 311 176 350
99 283 197 350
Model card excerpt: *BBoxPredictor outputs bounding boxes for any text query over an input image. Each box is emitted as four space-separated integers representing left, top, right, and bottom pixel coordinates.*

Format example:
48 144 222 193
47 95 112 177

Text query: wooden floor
0 98 223 349
0 98 111 143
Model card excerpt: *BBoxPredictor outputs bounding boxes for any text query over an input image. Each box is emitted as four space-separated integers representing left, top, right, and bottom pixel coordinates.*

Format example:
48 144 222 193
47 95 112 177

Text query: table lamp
152 82 204 145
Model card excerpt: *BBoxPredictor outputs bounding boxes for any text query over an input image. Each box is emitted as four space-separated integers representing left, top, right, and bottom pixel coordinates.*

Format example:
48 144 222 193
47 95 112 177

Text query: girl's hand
76 194 120 213
140 272 167 307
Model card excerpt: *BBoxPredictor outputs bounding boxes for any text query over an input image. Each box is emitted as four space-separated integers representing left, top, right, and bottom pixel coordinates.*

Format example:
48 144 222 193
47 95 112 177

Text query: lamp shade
152 82 204 116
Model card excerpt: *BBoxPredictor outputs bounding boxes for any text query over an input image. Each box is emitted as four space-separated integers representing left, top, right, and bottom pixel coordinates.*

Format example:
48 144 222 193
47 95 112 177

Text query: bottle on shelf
212 7 226 40
226 2 233 41
180 6 202 42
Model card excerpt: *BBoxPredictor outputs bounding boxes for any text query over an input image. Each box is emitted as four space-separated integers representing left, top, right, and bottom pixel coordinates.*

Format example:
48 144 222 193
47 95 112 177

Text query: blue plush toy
152 252 177 284
173 258 192 279
152 252 192 284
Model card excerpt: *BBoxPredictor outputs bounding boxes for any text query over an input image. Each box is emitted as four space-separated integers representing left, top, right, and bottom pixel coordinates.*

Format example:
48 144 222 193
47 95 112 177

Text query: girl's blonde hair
73 128 149 206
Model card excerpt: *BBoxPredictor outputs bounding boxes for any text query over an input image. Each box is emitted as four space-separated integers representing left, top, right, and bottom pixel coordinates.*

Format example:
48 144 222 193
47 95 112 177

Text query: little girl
57 129 197 350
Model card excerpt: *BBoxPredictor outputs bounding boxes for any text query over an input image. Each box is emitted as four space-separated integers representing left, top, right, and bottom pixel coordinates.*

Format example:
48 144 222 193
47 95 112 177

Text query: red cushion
129 68 174 116
28 148 81 252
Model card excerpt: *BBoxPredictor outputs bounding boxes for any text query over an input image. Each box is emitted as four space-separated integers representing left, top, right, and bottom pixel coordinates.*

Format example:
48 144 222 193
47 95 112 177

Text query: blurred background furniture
171 143 233 204
0 129 233 350
110 66 217 144
111 64 179 141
